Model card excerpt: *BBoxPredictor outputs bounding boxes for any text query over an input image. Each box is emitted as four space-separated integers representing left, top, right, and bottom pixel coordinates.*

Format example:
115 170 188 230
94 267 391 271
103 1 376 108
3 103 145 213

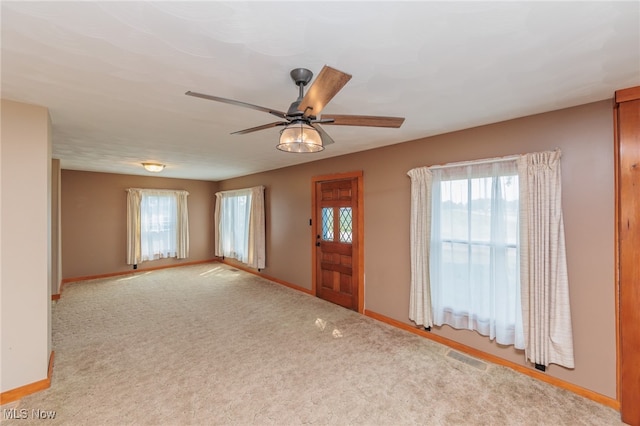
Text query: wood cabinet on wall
615 86 640 426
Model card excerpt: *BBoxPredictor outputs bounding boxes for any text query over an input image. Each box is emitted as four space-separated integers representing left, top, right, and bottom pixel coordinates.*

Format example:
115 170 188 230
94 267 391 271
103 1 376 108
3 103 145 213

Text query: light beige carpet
3 263 622 425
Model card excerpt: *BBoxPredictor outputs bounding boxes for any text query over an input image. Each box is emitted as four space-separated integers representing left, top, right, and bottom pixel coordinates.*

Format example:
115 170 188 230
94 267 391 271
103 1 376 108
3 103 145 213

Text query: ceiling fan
185 65 405 153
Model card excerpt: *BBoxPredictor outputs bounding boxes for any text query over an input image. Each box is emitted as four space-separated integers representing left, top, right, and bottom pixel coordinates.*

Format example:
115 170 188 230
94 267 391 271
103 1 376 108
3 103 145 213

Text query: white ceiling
2 1 639 181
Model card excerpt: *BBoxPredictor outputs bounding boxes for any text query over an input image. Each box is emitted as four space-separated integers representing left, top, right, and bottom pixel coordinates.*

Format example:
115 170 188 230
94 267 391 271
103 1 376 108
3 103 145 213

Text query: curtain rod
428 154 520 170
125 188 188 194
215 185 265 196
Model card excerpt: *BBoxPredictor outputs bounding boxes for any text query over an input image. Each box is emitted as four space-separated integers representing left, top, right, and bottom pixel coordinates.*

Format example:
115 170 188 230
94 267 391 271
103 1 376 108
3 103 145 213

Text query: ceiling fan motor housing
290 68 313 86
287 68 314 118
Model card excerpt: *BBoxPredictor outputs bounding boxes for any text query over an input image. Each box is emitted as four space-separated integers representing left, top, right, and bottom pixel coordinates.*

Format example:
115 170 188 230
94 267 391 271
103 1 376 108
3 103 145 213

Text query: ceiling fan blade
298 66 352 118
231 121 288 135
185 91 287 119
310 123 335 146
310 117 335 125
320 114 405 128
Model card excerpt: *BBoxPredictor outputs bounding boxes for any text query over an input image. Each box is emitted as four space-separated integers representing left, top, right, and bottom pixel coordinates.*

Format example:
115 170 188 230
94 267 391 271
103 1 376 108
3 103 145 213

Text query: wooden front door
312 172 363 312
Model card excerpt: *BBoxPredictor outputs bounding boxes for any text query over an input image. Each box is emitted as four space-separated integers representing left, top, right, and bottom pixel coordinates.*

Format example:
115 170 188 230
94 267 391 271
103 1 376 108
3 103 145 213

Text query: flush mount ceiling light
277 120 323 153
142 162 165 172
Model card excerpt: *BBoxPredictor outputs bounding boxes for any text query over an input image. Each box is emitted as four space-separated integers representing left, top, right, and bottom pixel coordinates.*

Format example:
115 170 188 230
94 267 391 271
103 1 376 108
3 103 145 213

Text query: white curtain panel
140 191 178 261
214 186 266 269
407 167 434 328
126 189 143 265
126 188 189 265
215 190 251 262
428 159 523 347
247 186 266 269
518 150 574 368
176 191 190 259
214 192 222 257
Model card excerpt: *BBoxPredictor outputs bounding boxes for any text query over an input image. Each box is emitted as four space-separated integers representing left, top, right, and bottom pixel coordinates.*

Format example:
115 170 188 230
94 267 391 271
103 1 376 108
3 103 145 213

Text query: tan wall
61 171 218 279
219 100 616 399
1 99 52 392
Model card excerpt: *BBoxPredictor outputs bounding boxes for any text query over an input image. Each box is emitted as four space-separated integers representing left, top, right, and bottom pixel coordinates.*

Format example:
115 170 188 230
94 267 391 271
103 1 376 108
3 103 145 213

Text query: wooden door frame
311 171 364 313
614 86 640 425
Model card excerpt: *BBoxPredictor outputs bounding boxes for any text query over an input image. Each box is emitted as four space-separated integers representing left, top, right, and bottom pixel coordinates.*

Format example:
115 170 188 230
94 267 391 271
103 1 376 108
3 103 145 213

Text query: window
140 193 178 261
126 189 189 265
408 150 575 368
429 160 521 346
218 191 251 261
339 207 353 243
321 207 353 243
214 186 265 269
322 207 334 241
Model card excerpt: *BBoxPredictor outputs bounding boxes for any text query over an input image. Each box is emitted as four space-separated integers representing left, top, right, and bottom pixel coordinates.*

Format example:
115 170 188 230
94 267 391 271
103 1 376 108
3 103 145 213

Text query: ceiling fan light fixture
142 162 165 172
277 121 323 153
